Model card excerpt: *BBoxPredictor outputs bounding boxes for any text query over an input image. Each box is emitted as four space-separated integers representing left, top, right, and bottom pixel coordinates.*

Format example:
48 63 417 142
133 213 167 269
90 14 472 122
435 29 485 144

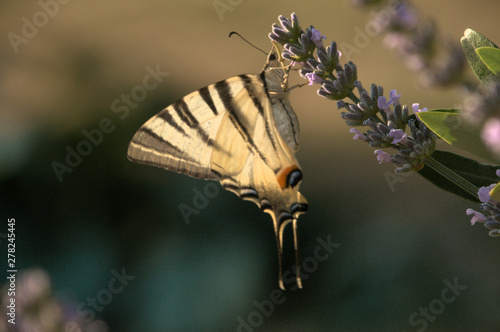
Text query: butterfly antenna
229 31 267 56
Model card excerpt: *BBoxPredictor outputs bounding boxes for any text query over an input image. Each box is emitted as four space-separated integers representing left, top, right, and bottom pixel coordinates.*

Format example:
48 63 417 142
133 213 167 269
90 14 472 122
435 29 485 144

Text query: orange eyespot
277 166 302 189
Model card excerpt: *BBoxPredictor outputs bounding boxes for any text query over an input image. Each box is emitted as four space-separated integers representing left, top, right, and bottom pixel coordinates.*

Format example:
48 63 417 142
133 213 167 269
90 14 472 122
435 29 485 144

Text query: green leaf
490 182 500 202
460 29 499 85
476 47 500 75
417 109 498 163
418 150 499 202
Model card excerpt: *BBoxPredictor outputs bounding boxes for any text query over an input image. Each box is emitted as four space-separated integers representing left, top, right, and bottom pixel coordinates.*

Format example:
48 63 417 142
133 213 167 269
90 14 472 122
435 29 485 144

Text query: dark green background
1 0 499 331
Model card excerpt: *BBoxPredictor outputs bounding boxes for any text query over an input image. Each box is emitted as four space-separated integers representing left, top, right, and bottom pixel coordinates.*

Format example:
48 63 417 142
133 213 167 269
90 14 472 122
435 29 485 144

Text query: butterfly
127 48 308 289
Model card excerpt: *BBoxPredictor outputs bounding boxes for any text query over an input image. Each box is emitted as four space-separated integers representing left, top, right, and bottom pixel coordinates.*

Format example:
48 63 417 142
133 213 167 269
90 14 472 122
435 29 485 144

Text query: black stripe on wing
132 127 199 164
238 187 259 199
172 98 214 147
278 204 308 224
158 110 188 137
219 178 307 225
214 78 276 171
260 198 273 212
199 86 218 116
240 74 280 154
220 178 259 199
134 127 184 155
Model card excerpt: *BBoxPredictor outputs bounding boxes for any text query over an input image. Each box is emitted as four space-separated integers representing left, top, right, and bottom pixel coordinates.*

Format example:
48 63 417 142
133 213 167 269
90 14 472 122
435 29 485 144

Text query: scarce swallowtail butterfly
127 48 308 290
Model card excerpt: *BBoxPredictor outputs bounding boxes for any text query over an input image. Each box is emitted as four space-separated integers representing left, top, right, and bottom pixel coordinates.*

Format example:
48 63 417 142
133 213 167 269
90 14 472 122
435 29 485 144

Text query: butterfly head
263 50 290 92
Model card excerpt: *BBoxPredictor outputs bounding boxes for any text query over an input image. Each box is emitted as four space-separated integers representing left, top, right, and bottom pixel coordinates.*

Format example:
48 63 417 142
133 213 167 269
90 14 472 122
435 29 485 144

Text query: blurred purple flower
310 28 326 48
482 117 500 156
478 184 495 203
466 208 487 225
412 103 428 113
378 89 401 110
305 72 325 86
350 128 367 140
374 150 392 163
388 129 407 144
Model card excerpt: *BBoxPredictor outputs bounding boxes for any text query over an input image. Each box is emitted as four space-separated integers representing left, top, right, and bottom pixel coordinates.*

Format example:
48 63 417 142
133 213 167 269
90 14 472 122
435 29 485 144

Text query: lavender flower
270 13 436 173
467 170 500 236
374 150 392 163
412 103 428 113
305 72 325 86
359 0 467 88
271 13 500 241
388 129 407 144
466 208 487 225
350 128 368 141
378 89 401 110
269 13 303 46
310 28 326 48
0 269 109 331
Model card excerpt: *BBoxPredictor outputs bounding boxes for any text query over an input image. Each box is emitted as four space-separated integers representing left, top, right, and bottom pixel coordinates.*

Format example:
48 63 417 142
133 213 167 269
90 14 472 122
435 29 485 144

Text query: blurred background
0 0 499 331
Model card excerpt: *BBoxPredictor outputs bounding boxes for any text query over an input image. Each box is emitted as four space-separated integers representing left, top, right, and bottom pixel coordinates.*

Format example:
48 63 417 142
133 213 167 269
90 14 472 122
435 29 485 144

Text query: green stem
347 91 359 104
424 156 479 198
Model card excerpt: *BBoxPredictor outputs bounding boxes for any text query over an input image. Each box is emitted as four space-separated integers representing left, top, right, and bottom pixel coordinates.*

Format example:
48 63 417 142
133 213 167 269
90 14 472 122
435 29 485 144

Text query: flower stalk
269 13 499 236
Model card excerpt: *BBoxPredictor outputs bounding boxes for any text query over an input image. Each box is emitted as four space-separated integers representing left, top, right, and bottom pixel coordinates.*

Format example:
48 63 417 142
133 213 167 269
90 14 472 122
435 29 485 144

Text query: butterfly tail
292 218 302 289
272 214 302 290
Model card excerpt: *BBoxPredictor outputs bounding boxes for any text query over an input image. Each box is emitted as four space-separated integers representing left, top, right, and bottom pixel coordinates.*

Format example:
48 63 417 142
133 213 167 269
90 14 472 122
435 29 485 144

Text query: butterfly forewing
128 79 232 179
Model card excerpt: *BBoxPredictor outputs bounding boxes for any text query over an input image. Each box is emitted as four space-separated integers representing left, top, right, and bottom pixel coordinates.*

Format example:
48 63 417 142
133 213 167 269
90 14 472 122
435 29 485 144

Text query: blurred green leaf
476 47 500 75
461 29 499 85
417 109 497 163
490 182 500 202
418 150 500 202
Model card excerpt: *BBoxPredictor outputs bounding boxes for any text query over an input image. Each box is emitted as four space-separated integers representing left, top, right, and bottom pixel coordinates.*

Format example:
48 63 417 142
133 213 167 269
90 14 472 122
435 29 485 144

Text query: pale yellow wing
127 76 255 179
127 51 307 289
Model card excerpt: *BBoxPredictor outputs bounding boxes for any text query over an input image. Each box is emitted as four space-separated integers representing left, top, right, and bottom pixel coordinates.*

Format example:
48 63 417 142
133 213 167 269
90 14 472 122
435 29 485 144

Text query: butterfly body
128 52 307 289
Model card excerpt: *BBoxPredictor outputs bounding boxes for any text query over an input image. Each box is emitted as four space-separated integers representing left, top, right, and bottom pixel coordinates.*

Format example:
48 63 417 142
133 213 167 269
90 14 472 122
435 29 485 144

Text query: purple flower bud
412 103 428 113
304 72 325 86
379 90 401 111
310 27 326 48
378 96 389 110
478 185 495 203
388 89 401 105
350 128 367 140
388 129 407 144
374 150 392 163
466 208 487 225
